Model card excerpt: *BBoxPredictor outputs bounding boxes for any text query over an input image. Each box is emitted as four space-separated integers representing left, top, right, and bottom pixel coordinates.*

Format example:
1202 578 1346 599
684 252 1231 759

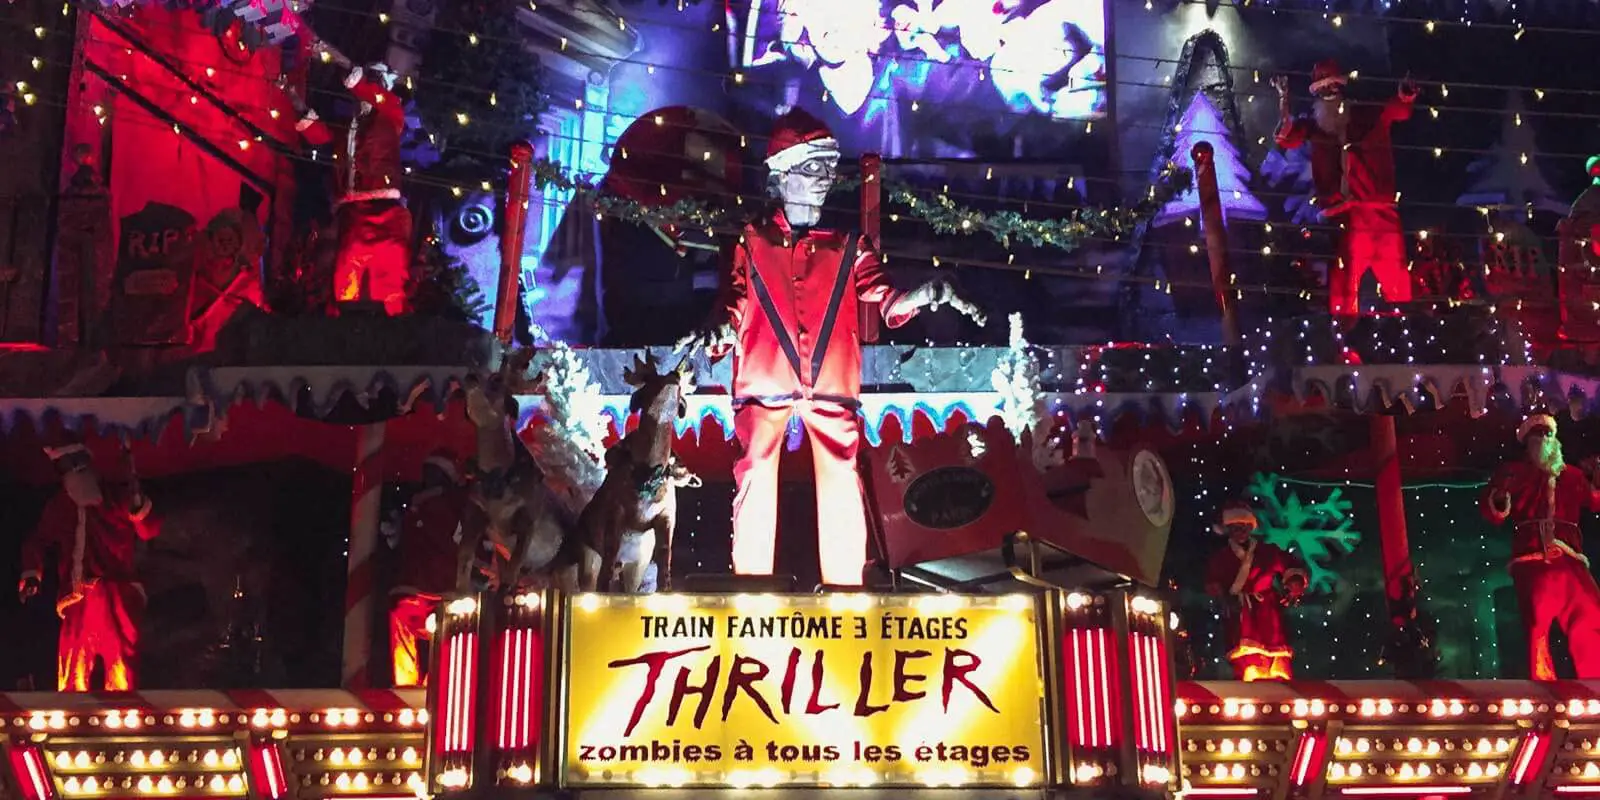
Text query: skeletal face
1223 522 1253 546
63 466 103 507
1313 95 1347 136
772 155 838 227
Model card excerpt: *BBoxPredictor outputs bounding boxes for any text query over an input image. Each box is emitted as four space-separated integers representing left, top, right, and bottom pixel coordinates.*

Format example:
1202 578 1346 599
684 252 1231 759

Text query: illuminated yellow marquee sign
561 593 1047 788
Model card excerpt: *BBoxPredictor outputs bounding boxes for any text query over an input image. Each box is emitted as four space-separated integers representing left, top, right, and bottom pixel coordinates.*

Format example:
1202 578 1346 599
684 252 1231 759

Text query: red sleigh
865 418 1175 591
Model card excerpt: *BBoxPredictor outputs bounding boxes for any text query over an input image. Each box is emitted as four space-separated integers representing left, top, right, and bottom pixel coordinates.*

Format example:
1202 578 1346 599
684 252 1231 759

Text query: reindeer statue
575 354 698 592
459 350 580 592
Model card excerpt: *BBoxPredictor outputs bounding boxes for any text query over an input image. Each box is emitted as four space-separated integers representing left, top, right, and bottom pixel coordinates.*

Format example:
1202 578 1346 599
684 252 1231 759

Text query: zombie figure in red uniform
1204 504 1308 682
1274 60 1418 329
390 451 468 687
17 444 159 691
683 108 983 587
1480 414 1600 679
291 40 411 315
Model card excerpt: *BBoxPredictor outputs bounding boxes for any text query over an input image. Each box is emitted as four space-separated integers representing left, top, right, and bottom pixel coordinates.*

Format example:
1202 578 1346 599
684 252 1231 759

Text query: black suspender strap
745 243 806 381
810 233 857 385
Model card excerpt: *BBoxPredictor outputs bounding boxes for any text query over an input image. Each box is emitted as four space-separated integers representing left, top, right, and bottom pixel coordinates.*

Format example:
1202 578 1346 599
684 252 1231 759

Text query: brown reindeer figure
575 353 696 592
459 350 580 593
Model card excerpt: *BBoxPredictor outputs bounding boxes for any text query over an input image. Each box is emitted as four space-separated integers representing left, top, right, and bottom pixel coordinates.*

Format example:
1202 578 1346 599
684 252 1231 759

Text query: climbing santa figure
1274 60 1418 338
684 107 984 587
1480 414 1600 679
17 443 159 691
1203 502 1308 682
291 38 411 315
390 451 468 687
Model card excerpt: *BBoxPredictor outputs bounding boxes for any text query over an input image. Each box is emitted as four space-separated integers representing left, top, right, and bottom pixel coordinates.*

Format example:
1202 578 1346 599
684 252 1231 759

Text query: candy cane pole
342 421 386 687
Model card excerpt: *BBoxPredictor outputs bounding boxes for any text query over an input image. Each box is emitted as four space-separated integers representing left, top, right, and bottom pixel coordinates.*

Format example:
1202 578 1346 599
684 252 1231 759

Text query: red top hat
1309 59 1348 94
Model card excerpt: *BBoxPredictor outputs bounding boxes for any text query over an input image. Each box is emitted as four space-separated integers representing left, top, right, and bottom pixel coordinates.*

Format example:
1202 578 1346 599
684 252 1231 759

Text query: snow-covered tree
1153 92 1267 229
1456 91 1567 215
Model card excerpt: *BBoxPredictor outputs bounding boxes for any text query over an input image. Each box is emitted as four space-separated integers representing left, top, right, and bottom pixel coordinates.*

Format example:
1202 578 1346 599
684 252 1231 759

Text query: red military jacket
21 485 159 595
1480 460 1600 564
718 210 912 408
394 485 467 597
1204 539 1307 601
1276 96 1413 214
295 67 405 204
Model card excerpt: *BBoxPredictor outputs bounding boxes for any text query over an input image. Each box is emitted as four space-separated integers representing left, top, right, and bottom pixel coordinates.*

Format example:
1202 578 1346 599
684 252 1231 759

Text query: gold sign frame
552 592 1052 790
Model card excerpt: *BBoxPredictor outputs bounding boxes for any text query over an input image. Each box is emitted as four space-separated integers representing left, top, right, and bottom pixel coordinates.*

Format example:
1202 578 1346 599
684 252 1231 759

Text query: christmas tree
408 234 492 323
886 447 916 484
1152 93 1267 229
415 0 545 162
1455 90 1566 215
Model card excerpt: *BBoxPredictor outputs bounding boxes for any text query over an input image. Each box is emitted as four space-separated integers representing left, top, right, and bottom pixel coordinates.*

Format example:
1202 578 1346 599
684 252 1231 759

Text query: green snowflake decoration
1246 472 1360 593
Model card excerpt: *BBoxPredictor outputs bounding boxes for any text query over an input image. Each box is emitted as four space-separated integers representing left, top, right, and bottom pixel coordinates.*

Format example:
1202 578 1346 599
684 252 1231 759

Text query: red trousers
1511 555 1600 679
335 200 412 315
1332 204 1410 318
57 579 143 692
732 402 869 587
1226 595 1293 682
390 593 440 688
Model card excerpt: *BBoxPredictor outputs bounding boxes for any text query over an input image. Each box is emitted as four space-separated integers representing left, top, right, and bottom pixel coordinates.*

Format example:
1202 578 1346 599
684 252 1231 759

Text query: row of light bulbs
317 771 424 791
1189 737 1290 755
1334 736 1515 756
1327 761 1503 781
1192 696 1543 719
51 748 239 771
302 746 422 767
1192 762 1274 780
59 773 246 796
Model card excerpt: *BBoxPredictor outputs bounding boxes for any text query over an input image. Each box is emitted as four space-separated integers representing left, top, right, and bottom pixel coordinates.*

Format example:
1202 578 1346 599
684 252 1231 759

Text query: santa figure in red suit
17 443 159 691
1481 413 1600 679
389 451 467 687
290 40 411 316
1203 503 1308 682
1274 60 1418 333
683 108 983 587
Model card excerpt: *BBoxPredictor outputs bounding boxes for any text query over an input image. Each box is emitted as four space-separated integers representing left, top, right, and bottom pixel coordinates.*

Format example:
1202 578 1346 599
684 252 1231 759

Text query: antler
621 352 660 387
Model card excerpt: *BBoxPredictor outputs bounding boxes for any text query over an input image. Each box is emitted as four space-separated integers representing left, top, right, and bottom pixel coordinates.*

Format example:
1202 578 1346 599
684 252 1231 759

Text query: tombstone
113 202 197 345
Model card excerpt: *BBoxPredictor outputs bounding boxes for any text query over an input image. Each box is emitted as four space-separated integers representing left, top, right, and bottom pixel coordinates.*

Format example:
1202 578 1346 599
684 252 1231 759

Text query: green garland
526 159 1192 254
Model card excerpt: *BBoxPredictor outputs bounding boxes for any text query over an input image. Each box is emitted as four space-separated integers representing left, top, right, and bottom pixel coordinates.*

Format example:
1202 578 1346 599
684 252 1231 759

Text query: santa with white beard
1481 414 1600 679
1274 60 1417 332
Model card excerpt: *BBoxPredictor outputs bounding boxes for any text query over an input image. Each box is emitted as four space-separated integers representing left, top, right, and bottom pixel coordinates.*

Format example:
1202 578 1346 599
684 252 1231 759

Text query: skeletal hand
674 322 739 360
282 84 308 115
1397 74 1419 102
911 280 987 326
1270 75 1291 98
312 39 350 68
1491 490 1512 516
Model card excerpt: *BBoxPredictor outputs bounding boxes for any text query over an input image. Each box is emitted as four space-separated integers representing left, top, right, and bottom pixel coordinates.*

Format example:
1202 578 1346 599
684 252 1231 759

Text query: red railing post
496 141 536 345
1192 142 1240 346
859 153 883 343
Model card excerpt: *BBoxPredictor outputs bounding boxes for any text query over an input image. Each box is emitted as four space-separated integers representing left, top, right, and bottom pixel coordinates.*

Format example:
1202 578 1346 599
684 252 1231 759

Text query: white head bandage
765 137 840 174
